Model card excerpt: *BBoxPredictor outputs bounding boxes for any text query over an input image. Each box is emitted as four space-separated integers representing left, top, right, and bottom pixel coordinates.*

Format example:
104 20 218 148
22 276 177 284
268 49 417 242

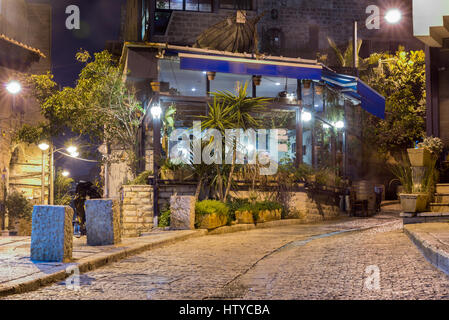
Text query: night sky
28 0 126 181
29 0 126 87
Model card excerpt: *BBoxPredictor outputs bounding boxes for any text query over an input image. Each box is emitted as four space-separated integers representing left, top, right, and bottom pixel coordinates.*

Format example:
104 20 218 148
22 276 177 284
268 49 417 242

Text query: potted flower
407 136 444 167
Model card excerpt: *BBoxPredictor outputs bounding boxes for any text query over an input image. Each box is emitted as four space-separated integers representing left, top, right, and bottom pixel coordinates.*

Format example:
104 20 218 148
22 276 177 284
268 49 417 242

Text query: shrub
236 200 284 221
159 209 171 228
127 171 153 185
226 198 250 221
196 200 230 217
6 191 33 221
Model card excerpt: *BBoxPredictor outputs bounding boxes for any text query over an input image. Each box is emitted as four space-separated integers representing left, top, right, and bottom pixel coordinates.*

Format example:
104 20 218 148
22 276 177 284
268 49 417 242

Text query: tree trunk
195 176 204 201
224 147 237 202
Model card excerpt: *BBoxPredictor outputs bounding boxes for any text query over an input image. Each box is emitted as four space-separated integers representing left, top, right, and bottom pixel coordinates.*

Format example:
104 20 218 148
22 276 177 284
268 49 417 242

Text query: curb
0 230 207 298
404 226 449 275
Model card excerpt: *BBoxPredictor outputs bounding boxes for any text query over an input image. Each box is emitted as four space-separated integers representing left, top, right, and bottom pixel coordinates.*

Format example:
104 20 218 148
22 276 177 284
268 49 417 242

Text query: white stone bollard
31 206 74 262
170 196 196 230
85 199 121 246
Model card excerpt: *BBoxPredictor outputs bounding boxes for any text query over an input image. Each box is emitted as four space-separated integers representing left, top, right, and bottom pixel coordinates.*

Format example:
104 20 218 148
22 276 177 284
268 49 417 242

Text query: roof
0 34 46 59
121 42 385 119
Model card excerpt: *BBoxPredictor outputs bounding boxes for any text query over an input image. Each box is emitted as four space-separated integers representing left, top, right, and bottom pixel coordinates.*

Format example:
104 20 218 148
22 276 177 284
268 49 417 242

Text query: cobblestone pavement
5 212 449 300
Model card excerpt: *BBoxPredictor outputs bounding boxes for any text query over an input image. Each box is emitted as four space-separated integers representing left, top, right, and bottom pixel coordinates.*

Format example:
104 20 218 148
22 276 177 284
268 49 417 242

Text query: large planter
399 193 428 213
407 148 432 167
196 213 227 230
160 168 175 180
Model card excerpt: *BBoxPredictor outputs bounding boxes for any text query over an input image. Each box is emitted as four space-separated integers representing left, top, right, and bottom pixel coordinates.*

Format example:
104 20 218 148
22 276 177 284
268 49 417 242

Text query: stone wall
158 183 197 212
121 185 154 237
140 0 422 60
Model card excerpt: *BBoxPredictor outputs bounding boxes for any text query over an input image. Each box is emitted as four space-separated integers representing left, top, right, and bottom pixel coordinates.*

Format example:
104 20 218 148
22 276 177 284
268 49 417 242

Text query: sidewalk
0 229 206 297
404 223 449 275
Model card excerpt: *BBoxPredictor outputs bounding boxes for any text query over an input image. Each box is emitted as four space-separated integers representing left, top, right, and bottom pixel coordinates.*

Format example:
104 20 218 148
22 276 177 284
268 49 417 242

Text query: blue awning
179 53 323 81
321 69 386 119
178 52 385 119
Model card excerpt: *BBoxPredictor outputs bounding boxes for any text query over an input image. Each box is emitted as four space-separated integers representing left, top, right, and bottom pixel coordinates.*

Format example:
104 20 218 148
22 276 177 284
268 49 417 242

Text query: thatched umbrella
193 11 264 54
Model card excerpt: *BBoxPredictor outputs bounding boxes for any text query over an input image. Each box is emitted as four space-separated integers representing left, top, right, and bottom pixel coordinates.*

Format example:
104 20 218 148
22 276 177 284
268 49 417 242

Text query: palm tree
327 37 363 68
199 82 269 202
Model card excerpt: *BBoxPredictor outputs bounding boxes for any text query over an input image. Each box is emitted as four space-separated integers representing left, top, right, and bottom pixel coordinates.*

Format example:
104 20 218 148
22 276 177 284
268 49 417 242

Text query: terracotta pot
252 75 262 86
407 148 432 167
150 81 161 92
206 71 216 81
399 193 428 213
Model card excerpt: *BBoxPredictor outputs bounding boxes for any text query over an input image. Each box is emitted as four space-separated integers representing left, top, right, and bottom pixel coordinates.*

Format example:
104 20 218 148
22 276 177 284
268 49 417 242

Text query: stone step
434 194 449 203
430 203 449 212
436 184 449 194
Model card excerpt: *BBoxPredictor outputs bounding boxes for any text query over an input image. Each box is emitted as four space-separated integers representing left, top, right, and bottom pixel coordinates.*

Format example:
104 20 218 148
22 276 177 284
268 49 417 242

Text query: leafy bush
196 200 230 217
6 191 33 221
226 198 250 221
159 209 171 228
236 200 284 221
127 171 153 185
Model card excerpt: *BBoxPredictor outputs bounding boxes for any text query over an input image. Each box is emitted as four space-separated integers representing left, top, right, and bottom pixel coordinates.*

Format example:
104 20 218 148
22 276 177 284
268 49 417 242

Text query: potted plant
390 154 437 213
407 147 431 167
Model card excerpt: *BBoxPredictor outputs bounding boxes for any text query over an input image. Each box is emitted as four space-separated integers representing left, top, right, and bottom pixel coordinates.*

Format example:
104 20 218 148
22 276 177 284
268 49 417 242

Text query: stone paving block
85 199 121 246
30 206 74 262
170 196 195 230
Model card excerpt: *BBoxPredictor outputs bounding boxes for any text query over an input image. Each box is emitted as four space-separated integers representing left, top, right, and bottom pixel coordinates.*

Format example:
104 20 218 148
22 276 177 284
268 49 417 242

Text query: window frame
155 0 213 13
219 0 253 11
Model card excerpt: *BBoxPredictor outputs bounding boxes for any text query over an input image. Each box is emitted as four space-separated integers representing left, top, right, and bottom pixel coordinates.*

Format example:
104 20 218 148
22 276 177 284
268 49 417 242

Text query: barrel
353 180 376 212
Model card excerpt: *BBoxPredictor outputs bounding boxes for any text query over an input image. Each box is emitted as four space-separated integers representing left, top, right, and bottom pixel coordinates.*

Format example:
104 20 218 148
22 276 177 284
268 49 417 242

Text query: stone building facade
0 0 52 209
124 0 423 62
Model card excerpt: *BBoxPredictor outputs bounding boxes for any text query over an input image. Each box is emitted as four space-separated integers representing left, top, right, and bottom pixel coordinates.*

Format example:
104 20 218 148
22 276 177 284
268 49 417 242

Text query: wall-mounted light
151 104 162 119
301 112 312 122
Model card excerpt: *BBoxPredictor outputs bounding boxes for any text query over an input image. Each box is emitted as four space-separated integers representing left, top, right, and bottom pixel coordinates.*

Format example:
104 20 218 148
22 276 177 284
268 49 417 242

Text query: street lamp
62 170 70 177
6 81 21 95
151 104 162 226
353 8 403 71
38 142 49 205
385 9 402 24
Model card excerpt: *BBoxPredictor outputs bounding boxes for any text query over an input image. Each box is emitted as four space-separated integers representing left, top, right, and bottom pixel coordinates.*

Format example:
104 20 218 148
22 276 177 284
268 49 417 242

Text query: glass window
210 73 252 95
155 0 212 12
159 58 206 96
220 0 252 10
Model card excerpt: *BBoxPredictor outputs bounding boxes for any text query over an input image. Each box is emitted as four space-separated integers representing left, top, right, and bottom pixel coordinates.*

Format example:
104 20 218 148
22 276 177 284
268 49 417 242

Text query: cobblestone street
4 213 449 300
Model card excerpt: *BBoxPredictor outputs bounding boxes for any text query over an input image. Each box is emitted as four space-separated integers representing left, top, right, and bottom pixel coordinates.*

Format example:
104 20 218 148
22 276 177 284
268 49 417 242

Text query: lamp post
1 168 7 233
353 8 403 72
38 142 50 205
151 104 162 227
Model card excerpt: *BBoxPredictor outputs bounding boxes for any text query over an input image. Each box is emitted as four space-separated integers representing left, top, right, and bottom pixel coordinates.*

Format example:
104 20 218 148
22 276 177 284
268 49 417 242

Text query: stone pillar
85 199 121 246
170 195 195 230
121 185 154 237
31 206 73 262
